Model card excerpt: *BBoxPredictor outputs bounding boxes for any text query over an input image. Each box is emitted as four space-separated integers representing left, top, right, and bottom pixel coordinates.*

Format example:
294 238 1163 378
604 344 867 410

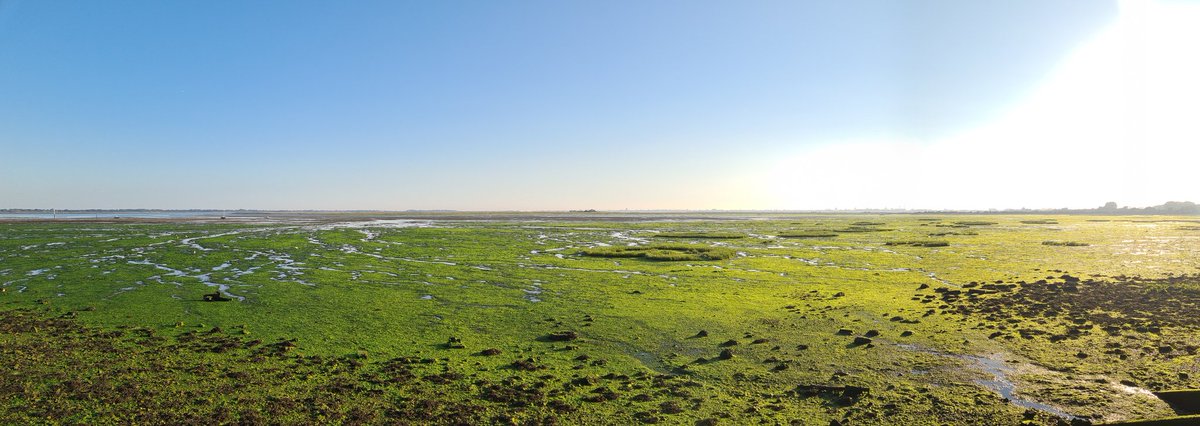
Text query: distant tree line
1092 201 1200 215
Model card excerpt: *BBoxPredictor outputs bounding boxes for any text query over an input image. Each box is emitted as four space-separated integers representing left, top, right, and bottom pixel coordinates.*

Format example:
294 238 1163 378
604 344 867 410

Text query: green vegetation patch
1043 240 1090 247
579 244 736 261
1021 219 1059 225
928 231 977 237
953 221 998 226
884 240 950 247
835 226 893 233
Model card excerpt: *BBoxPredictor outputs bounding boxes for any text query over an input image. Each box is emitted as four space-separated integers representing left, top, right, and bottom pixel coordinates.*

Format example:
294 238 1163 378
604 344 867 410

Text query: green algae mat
2 215 1199 425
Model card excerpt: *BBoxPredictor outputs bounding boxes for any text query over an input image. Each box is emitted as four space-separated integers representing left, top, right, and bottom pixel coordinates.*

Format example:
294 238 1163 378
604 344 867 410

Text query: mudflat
2 214 1197 424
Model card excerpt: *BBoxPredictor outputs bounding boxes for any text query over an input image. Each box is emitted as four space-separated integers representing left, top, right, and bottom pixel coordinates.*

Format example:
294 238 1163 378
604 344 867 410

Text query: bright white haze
762 0 1200 211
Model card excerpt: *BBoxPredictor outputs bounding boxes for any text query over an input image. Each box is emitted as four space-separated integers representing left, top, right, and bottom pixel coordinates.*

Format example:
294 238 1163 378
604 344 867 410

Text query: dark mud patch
885 240 950 247
1043 240 1090 247
931 274 1200 330
579 244 735 261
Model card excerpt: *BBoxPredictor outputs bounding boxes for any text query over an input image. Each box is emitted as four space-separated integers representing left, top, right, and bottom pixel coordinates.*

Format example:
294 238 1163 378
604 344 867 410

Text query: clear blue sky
1 0 1136 210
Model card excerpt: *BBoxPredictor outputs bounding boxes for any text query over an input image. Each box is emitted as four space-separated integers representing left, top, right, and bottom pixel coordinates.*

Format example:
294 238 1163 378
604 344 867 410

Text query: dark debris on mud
0 308 745 425
929 274 1200 330
918 273 1200 391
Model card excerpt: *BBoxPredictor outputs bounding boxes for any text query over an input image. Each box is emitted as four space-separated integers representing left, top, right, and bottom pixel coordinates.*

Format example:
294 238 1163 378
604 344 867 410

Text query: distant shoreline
2 208 1198 226
2 201 1198 217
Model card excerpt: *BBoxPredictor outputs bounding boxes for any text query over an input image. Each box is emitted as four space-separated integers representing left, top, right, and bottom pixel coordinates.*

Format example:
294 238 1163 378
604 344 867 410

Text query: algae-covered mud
2 215 1199 425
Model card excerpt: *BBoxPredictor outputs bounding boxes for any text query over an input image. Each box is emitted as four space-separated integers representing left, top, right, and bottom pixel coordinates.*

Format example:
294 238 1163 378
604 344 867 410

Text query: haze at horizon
3 0 1196 211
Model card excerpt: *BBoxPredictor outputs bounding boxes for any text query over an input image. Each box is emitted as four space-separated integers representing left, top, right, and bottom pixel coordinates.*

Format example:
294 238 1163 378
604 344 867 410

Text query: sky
1 0 1195 211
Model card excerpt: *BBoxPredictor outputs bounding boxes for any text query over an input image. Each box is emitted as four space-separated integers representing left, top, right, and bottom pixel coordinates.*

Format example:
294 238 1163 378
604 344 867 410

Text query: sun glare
764 0 1200 210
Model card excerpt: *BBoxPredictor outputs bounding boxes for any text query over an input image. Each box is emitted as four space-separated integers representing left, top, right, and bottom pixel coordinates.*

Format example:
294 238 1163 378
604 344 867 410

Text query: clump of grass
580 244 735 261
953 221 997 226
836 227 893 233
928 231 977 237
1042 240 1089 247
653 231 744 239
1020 219 1058 225
777 231 838 238
851 221 886 226
885 240 950 247
577 246 645 258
